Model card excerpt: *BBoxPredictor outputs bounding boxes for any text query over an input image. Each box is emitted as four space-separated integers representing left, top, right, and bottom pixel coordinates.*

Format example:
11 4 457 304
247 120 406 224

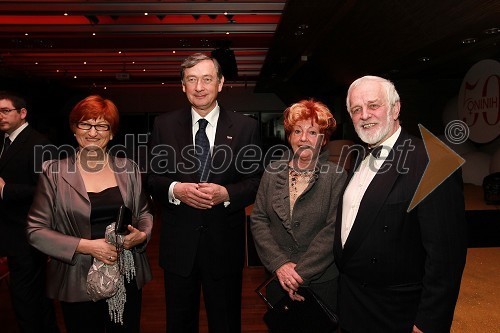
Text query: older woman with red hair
251 99 346 324
27 95 152 333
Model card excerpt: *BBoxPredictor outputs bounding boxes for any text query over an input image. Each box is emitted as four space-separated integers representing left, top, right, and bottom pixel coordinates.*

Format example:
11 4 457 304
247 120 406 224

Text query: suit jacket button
383 225 389 232
371 258 377 263
294 222 300 227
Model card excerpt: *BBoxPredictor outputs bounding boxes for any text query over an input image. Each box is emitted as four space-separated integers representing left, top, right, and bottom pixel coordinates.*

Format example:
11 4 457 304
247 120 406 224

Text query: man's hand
173 182 213 209
122 225 147 249
0 177 5 192
197 183 229 206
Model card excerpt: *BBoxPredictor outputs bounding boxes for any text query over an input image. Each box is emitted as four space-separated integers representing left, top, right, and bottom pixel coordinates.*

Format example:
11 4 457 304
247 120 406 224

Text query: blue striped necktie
195 119 211 182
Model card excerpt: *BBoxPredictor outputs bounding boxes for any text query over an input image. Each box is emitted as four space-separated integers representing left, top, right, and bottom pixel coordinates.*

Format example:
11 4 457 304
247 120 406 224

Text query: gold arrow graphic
407 124 466 212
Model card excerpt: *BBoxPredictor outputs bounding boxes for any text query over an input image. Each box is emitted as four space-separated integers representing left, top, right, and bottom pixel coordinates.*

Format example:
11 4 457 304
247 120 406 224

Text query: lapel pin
227 136 233 140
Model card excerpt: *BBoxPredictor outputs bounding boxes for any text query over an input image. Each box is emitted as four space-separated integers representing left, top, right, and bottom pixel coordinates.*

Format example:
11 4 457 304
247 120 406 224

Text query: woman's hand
275 262 305 300
122 225 147 250
76 238 117 265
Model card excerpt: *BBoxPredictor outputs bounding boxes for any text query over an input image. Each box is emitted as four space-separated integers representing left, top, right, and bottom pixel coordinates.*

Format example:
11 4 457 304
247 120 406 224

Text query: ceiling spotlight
144 12 148 16
461 38 477 44
64 13 68 16
418 57 430 62
25 33 29 36
73 75 77 79
294 24 309 37
92 33 96 36
483 27 500 35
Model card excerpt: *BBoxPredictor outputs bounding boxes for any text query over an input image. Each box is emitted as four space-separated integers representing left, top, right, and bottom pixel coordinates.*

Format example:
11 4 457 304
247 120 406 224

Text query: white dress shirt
341 127 401 247
168 104 221 205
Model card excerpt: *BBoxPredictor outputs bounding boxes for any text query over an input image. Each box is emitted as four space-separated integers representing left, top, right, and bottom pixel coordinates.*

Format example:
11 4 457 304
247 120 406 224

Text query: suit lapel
210 108 235 182
0 125 31 170
110 155 129 204
339 131 412 264
174 108 198 182
333 168 354 262
60 154 89 202
271 162 291 225
213 107 235 149
176 107 194 149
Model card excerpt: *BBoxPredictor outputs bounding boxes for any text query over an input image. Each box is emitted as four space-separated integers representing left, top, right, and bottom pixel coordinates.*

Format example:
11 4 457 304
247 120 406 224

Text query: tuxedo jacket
147 106 261 278
0 125 50 254
333 130 467 333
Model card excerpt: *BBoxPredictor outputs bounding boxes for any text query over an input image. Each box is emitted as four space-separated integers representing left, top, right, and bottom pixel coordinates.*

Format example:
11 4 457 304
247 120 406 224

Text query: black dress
60 186 142 333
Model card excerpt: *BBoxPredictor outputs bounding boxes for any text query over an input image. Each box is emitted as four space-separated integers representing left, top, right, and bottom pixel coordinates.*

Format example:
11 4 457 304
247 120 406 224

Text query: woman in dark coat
251 99 346 313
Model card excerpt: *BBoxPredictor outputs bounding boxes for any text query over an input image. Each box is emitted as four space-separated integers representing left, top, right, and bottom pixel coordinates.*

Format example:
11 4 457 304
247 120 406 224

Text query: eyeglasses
0 108 19 115
76 122 111 131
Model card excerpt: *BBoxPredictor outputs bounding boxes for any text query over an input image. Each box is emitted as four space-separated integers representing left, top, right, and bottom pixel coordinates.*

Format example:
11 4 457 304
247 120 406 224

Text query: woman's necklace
289 167 314 211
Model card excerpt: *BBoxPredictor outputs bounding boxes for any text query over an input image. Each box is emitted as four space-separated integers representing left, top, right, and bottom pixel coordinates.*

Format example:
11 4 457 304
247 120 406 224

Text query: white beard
355 109 394 146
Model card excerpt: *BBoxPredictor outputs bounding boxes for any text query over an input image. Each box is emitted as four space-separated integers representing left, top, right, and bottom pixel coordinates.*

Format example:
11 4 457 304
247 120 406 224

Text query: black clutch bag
255 275 339 333
115 205 132 235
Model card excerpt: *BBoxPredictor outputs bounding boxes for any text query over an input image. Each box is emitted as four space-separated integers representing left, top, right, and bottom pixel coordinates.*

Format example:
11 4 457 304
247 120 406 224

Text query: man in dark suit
0 91 58 332
147 53 261 333
333 76 467 333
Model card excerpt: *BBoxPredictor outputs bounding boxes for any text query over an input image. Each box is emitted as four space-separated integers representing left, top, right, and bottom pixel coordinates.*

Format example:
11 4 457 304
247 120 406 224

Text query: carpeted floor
1 184 499 332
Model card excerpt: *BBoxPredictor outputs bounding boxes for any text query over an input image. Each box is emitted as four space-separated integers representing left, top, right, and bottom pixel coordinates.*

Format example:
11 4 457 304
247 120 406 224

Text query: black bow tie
368 145 386 158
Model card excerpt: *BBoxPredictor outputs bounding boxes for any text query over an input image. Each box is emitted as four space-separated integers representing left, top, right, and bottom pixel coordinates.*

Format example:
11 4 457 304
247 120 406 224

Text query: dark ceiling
0 0 499 105
258 0 500 103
